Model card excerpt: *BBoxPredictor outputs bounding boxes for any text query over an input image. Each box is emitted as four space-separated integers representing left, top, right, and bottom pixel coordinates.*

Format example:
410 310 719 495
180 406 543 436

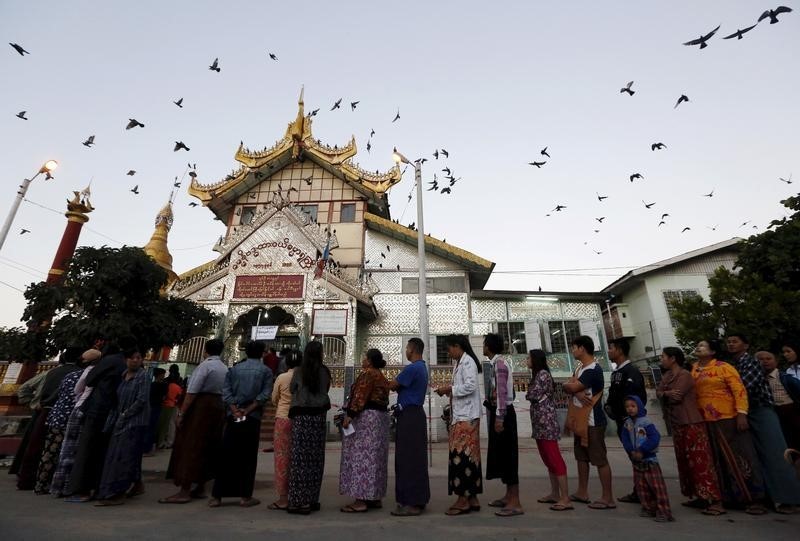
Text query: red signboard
232 274 305 299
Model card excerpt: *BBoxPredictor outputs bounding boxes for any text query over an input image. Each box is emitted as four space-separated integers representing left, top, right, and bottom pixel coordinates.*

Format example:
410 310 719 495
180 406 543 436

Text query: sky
1 1 798 328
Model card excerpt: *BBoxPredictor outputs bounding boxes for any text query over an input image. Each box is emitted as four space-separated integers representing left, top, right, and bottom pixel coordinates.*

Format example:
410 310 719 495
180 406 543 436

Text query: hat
82 349 103 362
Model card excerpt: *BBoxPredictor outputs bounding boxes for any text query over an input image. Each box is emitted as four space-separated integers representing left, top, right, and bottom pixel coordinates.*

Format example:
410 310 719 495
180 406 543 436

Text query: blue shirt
396 360 428 408
576 361 607 427
222 358 273 419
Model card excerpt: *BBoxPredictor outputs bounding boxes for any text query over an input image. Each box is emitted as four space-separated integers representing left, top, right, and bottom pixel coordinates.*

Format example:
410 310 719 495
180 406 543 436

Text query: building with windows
600 238 740 361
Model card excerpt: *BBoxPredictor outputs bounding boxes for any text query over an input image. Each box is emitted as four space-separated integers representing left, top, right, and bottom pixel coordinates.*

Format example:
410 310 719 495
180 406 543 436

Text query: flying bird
442 167 451 176
620 81 635 96
173 97 183 108
302 176 313 186
331 98 342 111
683 25 721 49
174 141 190 152
310 108 319 116
674 94 689 108
127 170 136 176
681 227 691 233
596 217 606 223
82 135 95 147
440 187 452 194
658 221 666 227
392 109 400 122
369 129 375 138
597 193 608 201
130 185 139 195
758 6 792 24
188 202 198 207
779 174 793 184
188 171 197 178
209 57 220 72
433 149 439 160
19 228 30 235
593 250 603 255
707 224 718 231
9 43 30 56
541 146 550 158
350 101 359 111
722 24 758 39
740 221 750 227
268 52 278 60
529 161 546 168
552 204 567 212
16 111 28 120
174 177 181 188
441 149 449 158
643 200 656 209
126 118 144 129
651 142 667 151
630 173 643 182
366 140 371 153
661 213 670 220
703 190 714 197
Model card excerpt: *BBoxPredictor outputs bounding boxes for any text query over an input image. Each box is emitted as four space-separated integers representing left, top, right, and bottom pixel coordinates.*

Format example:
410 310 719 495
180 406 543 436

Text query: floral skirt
671 422 722 502
339 409 390 500
707 418 765 506
273 417 292 498
288 413 327 508
448 419 483 496
34 426 65 494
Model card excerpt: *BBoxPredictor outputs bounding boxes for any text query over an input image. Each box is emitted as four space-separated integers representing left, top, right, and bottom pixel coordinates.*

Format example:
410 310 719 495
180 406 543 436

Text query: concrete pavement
1 439 797 541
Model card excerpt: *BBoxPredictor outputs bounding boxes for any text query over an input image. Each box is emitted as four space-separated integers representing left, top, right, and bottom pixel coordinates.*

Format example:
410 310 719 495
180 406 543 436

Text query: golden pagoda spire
289 85 306 141
143 199 178 285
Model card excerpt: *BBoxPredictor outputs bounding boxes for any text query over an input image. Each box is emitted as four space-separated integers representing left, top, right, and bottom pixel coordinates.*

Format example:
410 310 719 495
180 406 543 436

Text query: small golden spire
290 86 306 141
143 199 178 285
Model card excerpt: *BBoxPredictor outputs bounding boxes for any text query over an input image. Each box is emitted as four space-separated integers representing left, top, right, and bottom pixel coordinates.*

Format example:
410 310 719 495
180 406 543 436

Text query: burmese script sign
312 309 348 336
233 275 305 299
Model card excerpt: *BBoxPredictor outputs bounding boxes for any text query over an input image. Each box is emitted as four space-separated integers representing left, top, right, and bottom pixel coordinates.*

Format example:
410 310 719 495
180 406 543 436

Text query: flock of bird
525 6 793 254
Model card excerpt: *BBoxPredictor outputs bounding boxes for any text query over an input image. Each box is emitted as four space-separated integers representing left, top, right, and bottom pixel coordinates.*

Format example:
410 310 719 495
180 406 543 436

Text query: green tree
671 194 800 352
19 246 216 358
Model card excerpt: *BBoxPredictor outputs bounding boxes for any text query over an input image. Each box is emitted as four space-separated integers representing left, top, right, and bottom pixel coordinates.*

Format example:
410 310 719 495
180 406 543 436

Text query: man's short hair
571 335 595 355
205 338 224 356
608 338 630 356
245 340 267 359
484 333 504 355
727 331 749 345
407 337 424 355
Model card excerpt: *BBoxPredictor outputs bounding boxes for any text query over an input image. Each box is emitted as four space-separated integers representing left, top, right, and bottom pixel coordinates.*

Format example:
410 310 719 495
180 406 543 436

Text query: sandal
488 499 507 508
239 498 261 508
495 508 524 517
774 504 795 515
341 504 368 513
569 495 590 504
745 504 767 515
208 498 221 508
390 505 421 516
537 497 558 504
701 506 726 516
445 506 471 516
549 503 574 511
287 505 311 515
268 502 288 511
158 496 191 504
588 501 617 510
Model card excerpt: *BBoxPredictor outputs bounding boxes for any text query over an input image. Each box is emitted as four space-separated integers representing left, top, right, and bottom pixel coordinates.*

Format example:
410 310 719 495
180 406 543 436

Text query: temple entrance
231 306 300 351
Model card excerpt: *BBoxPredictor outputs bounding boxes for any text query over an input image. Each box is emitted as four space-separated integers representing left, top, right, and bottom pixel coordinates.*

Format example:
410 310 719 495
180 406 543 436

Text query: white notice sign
251 325 279 340
312 309 348 336
524 320 543 350
1 363 22 384
579 319 601 351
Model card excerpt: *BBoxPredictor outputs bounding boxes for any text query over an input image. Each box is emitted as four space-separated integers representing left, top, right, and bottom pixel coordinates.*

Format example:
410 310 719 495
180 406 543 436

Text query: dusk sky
1 1 797 328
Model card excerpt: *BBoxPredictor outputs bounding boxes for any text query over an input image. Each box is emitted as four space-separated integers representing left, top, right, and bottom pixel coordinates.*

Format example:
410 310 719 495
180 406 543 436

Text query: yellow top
691 359 749 420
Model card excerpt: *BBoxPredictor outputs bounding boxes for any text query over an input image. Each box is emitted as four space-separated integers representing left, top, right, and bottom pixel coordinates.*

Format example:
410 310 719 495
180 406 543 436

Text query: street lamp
393 148 429 363
0 160 58 251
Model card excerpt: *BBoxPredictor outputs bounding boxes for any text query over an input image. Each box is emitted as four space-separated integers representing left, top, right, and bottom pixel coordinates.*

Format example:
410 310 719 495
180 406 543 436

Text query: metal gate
322 336 347 366
175 336 208 364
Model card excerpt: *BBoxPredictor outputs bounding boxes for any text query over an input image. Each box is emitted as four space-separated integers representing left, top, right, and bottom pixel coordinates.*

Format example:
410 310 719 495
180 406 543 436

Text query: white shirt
787 364 800 381
450 352 482 423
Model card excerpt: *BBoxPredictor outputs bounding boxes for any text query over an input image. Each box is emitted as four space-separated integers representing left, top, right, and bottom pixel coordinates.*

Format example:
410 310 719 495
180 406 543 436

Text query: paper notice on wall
524 320 543 350
579 319 601 350
2 363 22 384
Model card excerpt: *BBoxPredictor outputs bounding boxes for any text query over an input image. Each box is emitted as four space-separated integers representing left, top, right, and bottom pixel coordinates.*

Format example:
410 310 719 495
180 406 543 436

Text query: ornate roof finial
290 85 306 141
143 197 178 285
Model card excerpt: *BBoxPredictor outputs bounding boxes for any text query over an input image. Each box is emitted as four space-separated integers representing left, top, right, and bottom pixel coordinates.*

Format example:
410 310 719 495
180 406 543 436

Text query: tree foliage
672 194 800 352
9 246 216 359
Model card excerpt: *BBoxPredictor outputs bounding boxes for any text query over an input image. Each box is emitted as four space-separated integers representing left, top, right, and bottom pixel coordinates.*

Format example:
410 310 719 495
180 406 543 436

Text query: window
300 205 318 222
547 320 581 354
663 289 699 327
401 276 466 294
496 322 527 354
401 335 448 365
240 206 257 225
340 203 356 222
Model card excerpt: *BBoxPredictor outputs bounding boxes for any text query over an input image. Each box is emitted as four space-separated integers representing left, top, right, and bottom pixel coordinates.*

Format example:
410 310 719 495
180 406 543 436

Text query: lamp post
392 148 429 361
0 160 58 251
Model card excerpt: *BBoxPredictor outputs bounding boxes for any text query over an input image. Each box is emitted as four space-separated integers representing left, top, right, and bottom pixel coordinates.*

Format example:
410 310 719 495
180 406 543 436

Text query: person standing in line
157 365 183 449
208 340 272 508
620 396 674 522
727 333 800 513
526 349 572 512
656 347 724 516
94 347 151 506
782 341 800 381
435 334 483 516
287 341 331 514
338 348 391 513
9 369 48 480
757 350 800 457
483 333 523 517
144 368 166 456
267 350 302 510
160 338 228 504
606 338 646 505
563 335 615 510
388 337 431 517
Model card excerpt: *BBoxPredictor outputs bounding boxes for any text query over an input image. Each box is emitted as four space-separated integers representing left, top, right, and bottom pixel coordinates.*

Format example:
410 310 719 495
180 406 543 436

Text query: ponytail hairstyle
445 334 482 373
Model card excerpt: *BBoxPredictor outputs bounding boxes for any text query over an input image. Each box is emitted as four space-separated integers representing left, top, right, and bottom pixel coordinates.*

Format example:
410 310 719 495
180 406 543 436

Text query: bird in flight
552 204 567 212
268 52 278 61
541 147 550 158
82 135 95 147
16 111 28 120
597 193 608 201
130 185 139 195
310 108 319 116
370 128 375 138
779 174 793 184
595 217 606 224
350 101 359 111
661 213 670 220
366 140 371 153
173 97 183 108
683 25 721 49
739 221 750 227
19 228 30 235
593 250 603 255
707 224 718 231
620 81 635 96
331 98 342 111
658 221 666 227
681 227 691 233
9 43 30 56
722 24 758 39
127 170 136 176
441 187 452 195
189 202 198 207
303 176 313 186
174 141 190 152
174 177 182 188
126 118 145 129
759 6 792 24
427 175 439 192
529 161 546 168
643 200 656 209
674 95 689 108
630 173 643 182
209 58 220 72
392 109 400 122
651 142 667 151
441 149 449 158
702 190 714 197
442 167 451 176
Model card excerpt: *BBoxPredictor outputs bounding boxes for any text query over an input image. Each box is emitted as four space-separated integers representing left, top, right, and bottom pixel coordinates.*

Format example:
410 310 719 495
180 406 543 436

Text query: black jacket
606 361 646 423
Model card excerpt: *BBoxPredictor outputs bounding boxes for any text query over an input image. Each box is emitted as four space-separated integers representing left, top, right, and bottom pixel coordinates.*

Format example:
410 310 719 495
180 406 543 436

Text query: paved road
1 440 797 541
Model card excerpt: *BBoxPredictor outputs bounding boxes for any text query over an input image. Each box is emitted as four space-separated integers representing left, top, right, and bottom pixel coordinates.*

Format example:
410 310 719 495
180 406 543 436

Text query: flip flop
239 498 261 508
495 508 524 517
208 498 221 508
701 507 726 516
390 505 421 516
158 496 191 504
94 498 124 507
569 495 590 504
549 503 574 511
64 495 92 503
537 497 558 504
268 502 288 511
341 504 368 513
588 501 617 510
488 499 507 508
445 506 471 516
